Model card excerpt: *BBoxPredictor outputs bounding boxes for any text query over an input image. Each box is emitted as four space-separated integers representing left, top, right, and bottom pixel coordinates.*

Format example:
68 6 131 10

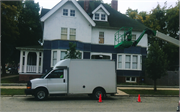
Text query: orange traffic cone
98 94 102 103
137 94 141 102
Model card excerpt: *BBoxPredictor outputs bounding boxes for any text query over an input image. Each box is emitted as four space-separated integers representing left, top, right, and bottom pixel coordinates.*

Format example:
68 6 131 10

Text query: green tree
17 0 42 47
145 41 169 91
64 43 81 59
125 8 138 19
1 1 22 74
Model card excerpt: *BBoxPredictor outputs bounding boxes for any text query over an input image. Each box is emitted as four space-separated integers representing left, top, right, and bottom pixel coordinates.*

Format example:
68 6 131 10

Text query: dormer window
95 13 99 20
101 14 106 20
92 4 110 22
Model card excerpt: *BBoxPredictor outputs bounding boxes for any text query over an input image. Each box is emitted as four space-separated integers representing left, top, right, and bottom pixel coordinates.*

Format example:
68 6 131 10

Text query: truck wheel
35 88 48 101
93 88 105 100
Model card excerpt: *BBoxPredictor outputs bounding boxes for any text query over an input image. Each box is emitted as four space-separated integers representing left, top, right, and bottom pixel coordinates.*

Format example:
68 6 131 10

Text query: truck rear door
46 69 67 94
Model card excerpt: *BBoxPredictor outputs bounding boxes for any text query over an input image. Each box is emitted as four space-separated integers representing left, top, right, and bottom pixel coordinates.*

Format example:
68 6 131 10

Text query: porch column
24 51 29 73
36 52 40 73
40 52 43 73
19 51 23 73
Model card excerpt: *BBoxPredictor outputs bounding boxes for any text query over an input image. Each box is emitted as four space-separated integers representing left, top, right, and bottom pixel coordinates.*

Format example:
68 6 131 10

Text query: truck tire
35 88 48 101
93 88 105 100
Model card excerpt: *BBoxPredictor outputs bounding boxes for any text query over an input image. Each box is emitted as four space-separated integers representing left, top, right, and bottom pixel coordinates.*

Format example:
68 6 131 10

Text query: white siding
43 2 92 43
92 28 148 48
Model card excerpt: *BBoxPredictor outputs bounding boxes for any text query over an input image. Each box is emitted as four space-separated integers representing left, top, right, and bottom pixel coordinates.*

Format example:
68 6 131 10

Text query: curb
128 94 179 97
117 85 179 88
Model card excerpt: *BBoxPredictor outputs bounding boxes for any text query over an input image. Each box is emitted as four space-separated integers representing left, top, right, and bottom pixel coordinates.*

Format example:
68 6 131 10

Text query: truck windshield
41 68 53 78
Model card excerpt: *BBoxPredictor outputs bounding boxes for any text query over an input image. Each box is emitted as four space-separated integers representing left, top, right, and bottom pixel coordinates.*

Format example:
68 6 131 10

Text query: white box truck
25 59 116 100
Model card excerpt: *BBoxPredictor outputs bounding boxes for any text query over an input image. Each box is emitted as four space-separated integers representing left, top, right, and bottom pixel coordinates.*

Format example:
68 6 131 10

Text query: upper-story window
92 4 110 22
101 14 106 20
99 32 104 44
61 28 68 40
70 28 76 40
95 13 100 20
70 10 75 16
63 9 68 16
63 9 75 17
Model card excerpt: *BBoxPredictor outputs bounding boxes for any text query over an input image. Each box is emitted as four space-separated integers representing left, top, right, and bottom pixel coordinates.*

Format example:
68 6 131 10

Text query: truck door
46 69 67 94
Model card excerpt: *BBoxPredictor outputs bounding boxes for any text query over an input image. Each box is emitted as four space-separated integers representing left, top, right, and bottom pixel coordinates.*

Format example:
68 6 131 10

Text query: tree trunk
1 59 6 75
154 79 157 91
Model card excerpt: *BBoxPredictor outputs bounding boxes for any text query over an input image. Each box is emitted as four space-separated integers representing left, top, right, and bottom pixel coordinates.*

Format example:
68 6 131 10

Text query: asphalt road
0 95 178 112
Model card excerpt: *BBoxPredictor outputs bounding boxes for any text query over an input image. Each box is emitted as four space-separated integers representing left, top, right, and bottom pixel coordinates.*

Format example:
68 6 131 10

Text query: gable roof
92 4 110 16
78 1 147 31
40 0 95 26
41 1 147 31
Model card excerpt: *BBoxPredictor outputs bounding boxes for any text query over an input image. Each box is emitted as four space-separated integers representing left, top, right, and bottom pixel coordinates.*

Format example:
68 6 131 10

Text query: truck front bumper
25 89 35 95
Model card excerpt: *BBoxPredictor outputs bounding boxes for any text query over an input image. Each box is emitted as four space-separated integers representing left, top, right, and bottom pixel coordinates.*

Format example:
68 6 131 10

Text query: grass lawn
120 89 179 95
1 89 25 95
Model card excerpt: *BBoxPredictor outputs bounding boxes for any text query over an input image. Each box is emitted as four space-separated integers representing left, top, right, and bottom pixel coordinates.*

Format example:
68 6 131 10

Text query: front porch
17 46 44 82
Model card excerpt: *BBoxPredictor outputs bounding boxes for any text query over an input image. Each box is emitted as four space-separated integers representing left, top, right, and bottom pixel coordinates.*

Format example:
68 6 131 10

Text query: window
99 32 104 44
125 55 131 69
95 13 99 20
53 51 57 66
70 10 75 16
118 55 122 68
70 28 76 40
132 34 136 42
47 69 64 78
61 28 67 39
101 14 106 20
126 77 136 82
132 55 138 69
63 9 68 16
60 51 67 60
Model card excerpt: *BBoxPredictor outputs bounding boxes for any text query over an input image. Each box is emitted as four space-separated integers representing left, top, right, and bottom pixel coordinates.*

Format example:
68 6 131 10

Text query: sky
34 0 178 14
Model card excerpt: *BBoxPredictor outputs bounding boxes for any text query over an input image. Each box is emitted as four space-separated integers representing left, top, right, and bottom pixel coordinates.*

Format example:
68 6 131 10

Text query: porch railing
22 65 41 73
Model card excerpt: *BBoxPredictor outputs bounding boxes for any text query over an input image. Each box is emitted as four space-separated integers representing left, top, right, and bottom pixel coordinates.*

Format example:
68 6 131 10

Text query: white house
18 0 148 83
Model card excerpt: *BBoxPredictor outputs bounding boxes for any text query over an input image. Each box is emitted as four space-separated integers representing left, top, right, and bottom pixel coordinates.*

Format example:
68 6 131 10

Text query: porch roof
16 45 43 51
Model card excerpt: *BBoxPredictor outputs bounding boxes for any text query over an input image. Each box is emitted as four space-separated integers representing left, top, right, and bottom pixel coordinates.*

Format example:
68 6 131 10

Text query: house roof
40 0 95 26
40 0 147 31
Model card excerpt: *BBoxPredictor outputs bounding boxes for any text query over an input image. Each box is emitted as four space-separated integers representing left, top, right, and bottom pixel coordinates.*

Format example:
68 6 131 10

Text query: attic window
95 13 99 20
63 9 68 16
93 13 107 21
101 14 106 20
70 10 75 16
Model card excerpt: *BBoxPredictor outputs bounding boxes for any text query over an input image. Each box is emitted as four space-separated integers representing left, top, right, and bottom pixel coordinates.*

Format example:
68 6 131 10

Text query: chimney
111 0 118 11
84 0 90 12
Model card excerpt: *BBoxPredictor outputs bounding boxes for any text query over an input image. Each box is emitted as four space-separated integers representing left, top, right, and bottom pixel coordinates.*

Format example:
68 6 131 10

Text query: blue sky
35 0 178 14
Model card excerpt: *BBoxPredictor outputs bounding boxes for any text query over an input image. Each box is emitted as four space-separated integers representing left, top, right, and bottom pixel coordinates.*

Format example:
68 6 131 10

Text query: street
0 95 178 112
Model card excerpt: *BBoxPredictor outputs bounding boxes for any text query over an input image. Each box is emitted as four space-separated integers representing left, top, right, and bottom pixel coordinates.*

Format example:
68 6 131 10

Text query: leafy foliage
1 1 22 74
145 41 169 91
64 43 81 59
17 0 42 47
1 0 42 74
126 2 179 71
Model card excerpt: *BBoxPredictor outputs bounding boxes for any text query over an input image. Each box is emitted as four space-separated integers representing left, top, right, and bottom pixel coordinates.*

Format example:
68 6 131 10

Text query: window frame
117 54 142 70
70 10 75 17
69 28 76 40
63 9 68 16
126 77 136 83
99 32 104 44
61 27 68 40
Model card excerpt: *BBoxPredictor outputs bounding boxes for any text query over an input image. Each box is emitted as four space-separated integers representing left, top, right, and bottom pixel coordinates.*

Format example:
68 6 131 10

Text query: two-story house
18 0 148 83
